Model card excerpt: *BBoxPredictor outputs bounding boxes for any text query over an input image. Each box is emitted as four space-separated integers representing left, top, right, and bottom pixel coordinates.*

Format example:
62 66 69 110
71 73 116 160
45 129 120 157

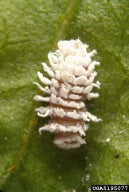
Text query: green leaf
0 0 129 191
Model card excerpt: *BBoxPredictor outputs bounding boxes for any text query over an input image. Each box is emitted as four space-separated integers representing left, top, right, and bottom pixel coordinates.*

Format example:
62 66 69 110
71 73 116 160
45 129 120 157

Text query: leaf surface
0 0 129 191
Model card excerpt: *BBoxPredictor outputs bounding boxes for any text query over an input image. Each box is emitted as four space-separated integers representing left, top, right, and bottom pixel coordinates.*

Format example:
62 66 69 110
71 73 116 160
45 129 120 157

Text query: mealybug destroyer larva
34 39 101 149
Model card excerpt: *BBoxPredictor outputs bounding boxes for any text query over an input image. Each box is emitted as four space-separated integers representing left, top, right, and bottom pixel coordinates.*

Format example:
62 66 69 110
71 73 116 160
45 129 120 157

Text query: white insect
34 39 101 149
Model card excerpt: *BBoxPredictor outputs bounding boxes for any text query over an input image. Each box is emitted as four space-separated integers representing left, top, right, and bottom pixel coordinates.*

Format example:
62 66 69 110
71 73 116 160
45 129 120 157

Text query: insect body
34 39 101 149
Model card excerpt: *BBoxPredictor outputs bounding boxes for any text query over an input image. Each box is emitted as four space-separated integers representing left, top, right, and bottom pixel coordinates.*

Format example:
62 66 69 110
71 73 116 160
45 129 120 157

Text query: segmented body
34 39 101 149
